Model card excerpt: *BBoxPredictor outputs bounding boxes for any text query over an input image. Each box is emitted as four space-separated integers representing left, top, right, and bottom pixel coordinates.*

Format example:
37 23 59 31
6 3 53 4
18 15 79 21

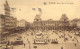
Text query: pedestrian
12 45 13 49
48 39 49 42
75 43 76 46
24 43 25 47
7 41 9 45
56 39 57 41
77 40 78 43
61 47 63 49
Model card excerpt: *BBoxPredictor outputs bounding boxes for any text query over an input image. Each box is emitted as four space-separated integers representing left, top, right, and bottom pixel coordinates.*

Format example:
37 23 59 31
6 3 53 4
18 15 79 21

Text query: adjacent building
0 14 5 32
4 16 17 31
31 14 80 31
0 0 18 44
31 14 70 31
0 0 17 33
77 20 80 29
17 19 28 30
0 15 17 32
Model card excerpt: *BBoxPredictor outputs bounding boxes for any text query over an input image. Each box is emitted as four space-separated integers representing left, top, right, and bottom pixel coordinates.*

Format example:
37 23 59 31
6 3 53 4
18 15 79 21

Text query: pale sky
0 0 80 22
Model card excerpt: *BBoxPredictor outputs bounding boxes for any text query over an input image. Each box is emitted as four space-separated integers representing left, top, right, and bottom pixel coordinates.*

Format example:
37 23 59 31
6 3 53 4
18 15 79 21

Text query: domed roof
60 14 69 21
34 14 42 22
35 14 41 19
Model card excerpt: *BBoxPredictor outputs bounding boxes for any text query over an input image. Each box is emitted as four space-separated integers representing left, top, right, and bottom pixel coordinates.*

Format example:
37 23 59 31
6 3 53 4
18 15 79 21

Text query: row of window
35 39 46 42
33 27 70 30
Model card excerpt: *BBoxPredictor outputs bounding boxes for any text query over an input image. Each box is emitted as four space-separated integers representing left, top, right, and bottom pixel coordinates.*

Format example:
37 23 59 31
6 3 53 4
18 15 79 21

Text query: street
4 30 80 49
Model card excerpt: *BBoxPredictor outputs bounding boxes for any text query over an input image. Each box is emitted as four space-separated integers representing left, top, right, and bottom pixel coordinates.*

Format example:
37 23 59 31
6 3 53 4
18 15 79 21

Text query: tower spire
4 0 10 16
5 0 9 5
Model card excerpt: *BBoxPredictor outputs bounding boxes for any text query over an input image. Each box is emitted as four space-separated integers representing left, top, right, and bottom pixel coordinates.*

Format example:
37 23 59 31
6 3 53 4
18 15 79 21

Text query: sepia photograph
0 0 80 49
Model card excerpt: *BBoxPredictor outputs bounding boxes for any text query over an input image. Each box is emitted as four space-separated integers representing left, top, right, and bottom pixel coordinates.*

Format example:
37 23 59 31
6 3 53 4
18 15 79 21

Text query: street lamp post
0 32 2 44
29 41 31 49
27 39 31 49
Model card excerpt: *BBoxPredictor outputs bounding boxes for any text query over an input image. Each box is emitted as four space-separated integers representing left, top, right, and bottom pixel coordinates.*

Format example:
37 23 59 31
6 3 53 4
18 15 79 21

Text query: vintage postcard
0 0 80 49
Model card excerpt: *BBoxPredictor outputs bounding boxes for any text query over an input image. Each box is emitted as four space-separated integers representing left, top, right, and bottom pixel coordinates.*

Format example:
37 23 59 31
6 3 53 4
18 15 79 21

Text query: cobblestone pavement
5 30 80 49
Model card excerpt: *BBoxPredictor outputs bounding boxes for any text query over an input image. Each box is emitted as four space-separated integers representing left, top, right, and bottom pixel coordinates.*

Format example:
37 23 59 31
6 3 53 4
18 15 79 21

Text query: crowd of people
31 30 80 44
